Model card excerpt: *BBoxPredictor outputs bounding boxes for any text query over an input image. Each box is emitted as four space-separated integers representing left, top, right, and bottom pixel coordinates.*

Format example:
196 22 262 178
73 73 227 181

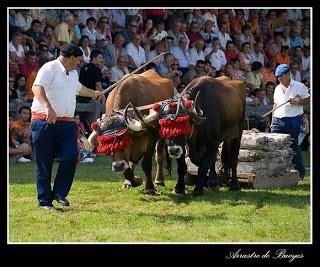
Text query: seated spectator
14 9 32 32
9 76 18 102
79 36 91 64
204 37 227 72
13 74 28 102
9 31 25 65
260 60 277 88
110 56 130 83
176 82 187 94
19 50 40 78
106 9 126 33
218 12 231 34
238 42 252 72
258 10 268 35
231 58 246 81
81 17 97 48
265 32 283 61
224 61 236 79
103 33 128 68
138 18 156 53
125 34 146 71
250 41 267 66
203 9 219 33
301 45 310 81
186 21 203 48
290 28 303 48
156 53 179 80
204 60 216 77
153 20 168 44
167 19 184 47
170 58 183 78
25 19 43 47
101 68 112 90
217 22 232 51
186 9 205 30
11 106 32 146
96 16 113 45
239 24 255 48
41 26 60 56
245 61 263 91
301 28 310 47
54 13 78 45
247 12 259 35
181 60 206 84
247 88 270 132
44 9 60 29
189 39 205 67
289 62 302 82
229 9 245 35
200 20 217 50
224 40 238 63
265 81 275 105
169 36 191 75
179 22 190 49
120 18 139 46
146 40 165 66
162 36 174 52
274 45 291 65
291 46 303 73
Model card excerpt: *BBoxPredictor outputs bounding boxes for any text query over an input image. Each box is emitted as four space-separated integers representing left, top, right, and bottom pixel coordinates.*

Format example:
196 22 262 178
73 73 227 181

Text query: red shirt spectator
224 41 238 62
186 22 203 47
19 51 39 78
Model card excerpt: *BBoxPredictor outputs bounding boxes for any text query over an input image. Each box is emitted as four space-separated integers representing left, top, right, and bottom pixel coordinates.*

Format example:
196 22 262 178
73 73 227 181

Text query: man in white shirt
169 36 191 75
204 37 227 71
125 34 146 70
271 64 310 180
31 44 103 210
189 39 205 67
110 56 130 83
217 22 232 51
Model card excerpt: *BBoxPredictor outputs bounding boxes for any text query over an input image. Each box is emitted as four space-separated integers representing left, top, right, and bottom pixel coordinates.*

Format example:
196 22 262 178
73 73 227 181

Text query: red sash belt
32 112 76 122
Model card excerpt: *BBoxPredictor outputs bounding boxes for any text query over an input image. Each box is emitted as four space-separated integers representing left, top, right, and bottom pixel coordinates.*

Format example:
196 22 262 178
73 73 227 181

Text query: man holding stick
271 64 310 180
31 44 103 210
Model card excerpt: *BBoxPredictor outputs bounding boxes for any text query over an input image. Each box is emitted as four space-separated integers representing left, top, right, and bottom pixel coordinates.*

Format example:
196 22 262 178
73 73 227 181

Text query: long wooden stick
101 52 166 95
261 100 290 117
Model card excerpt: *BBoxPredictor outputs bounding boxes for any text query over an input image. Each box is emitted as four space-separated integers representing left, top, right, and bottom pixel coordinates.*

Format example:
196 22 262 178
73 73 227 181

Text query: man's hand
45 106 57 124
288 97 300 105
92 91 104 101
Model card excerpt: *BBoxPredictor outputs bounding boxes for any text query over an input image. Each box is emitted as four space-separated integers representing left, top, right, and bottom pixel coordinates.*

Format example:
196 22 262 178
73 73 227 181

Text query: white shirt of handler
273 79 310 118
31 58 81 118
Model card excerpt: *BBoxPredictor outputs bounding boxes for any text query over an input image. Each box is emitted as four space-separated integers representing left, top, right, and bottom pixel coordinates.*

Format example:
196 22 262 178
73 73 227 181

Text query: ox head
149 92 204 159
87 105 159 172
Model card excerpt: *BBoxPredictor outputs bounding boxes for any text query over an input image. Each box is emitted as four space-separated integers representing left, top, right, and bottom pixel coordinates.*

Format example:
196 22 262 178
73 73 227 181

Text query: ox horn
124 103 144 131
128 101 160 126
194 91 204 116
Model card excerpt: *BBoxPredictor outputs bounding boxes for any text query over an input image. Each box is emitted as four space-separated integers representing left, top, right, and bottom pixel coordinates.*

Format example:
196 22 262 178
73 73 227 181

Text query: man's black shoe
38 205 56 210
54 196 70 206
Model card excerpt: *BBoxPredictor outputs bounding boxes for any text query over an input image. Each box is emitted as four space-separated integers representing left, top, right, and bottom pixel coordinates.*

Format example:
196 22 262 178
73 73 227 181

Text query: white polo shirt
273 79 310 119
31 58 82 117
125 42 146 68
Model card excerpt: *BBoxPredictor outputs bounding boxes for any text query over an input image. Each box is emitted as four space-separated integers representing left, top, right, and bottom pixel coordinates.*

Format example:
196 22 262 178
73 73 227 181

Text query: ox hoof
132 176 143 187
229 184 241 191
192 189 204 197
155 182 165 187
209 185 220 192
144 189 157 195
172 188 185 196
122 181 132 189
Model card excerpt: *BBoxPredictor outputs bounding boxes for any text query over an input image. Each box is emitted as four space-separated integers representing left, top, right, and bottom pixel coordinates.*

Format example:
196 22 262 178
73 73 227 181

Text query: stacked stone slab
185 130 299 188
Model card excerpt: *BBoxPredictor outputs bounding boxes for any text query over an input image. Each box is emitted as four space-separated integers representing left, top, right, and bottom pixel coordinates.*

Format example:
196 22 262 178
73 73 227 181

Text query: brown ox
139 76 246 196
88 69 174 194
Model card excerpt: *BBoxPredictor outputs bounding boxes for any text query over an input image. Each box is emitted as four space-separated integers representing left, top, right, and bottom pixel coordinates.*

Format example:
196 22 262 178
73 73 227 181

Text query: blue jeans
31 120 78 206
271 115 305 178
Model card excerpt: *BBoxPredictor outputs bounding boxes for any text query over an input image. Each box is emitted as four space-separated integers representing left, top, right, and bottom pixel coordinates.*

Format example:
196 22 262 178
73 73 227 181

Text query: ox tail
165 146 172 178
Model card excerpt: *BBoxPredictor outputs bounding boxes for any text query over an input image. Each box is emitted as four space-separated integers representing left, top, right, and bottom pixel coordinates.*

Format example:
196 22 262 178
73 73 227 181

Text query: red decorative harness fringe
96 128 132 154
159 115 192 138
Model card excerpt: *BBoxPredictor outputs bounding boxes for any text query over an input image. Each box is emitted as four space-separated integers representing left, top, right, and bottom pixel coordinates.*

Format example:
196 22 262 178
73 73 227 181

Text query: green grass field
9 152 311 243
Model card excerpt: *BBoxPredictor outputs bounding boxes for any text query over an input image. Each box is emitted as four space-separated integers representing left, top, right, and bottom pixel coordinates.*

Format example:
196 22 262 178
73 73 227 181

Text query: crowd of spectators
9 9 311 163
